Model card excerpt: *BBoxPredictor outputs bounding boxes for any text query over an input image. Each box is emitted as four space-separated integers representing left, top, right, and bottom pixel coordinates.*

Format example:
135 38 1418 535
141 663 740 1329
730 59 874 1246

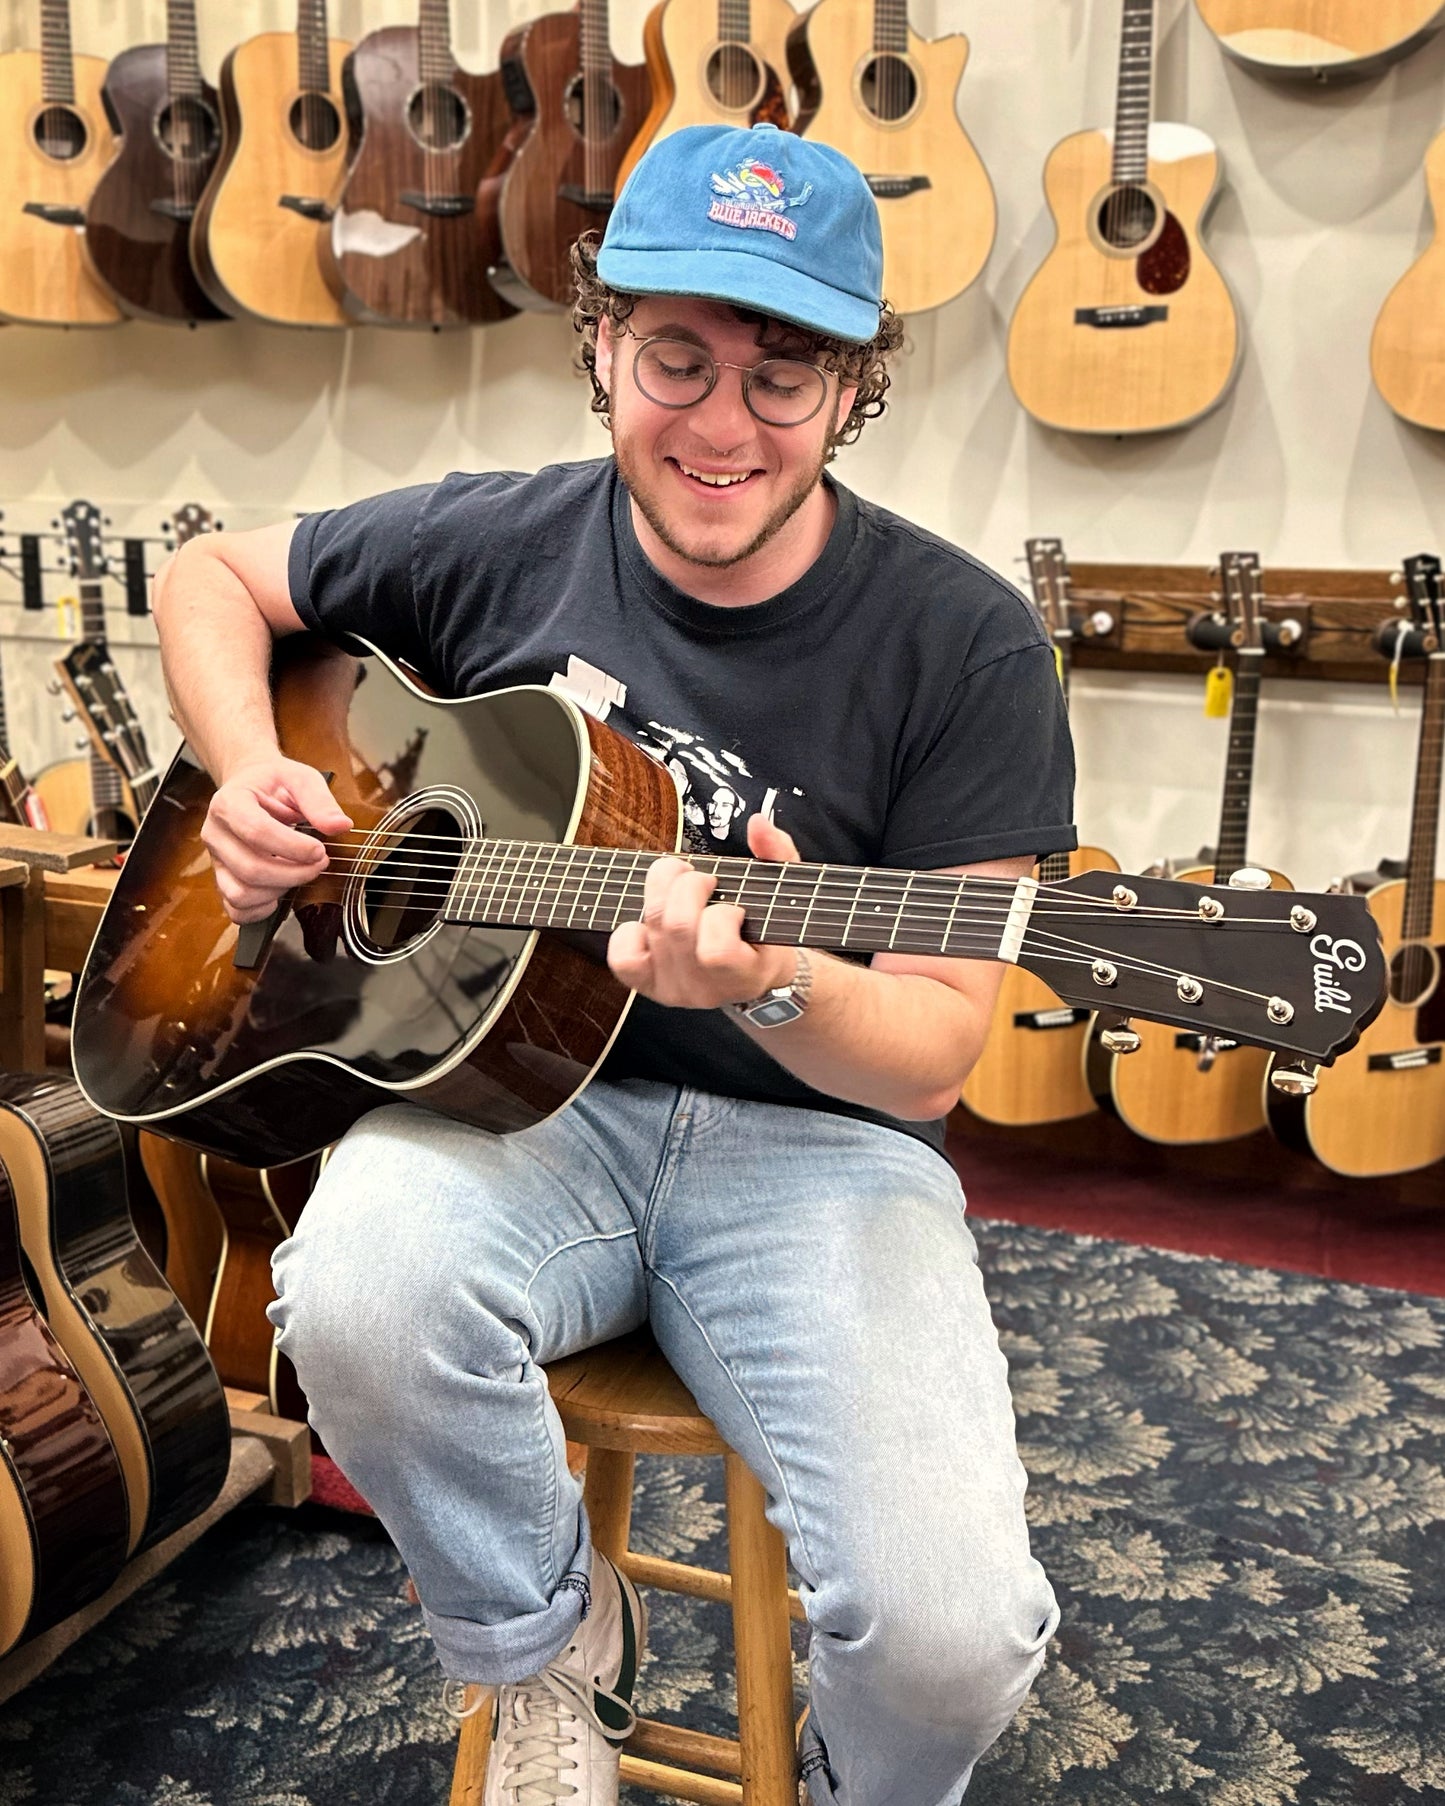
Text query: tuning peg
1270 1062 1319 1098
1390 568 1404 587
1228 867 1272 890
1098 1015 1141 1055
45 679 61 696
73 737 90 751
59 707 75 722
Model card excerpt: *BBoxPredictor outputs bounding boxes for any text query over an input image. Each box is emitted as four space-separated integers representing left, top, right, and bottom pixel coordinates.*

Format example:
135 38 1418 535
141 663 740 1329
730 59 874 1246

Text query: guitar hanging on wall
1268 555 1445 1177
1194 0 1445 81
70 636 1383 1169
785 0 995 315
1086 551 1293 1144
83 0 230 325
1371 129 1445 434
1007 0 1240 435
961 538 1122 1128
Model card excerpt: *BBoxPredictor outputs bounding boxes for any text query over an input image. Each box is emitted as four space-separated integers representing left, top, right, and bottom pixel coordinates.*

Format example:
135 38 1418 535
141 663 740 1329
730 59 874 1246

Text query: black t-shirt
288 457 1077 1156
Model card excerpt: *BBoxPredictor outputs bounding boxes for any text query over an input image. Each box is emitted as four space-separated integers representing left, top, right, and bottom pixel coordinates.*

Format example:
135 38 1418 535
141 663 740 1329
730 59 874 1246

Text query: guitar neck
1403 654 1445 940
296 0 331 92
873 0 909 55
1213 651 1262 877
418 0 453 82
166 0 202 98
1037 633 1073 885
1111 0 1155 187
580 0 613 83
718 0 752 45
40 0 75 105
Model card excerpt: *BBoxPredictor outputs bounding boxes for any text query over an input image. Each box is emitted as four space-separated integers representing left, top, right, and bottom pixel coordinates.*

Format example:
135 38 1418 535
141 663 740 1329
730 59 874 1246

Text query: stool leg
448 1689 496 1806
582 1447 636 1566
725 1452 798 1806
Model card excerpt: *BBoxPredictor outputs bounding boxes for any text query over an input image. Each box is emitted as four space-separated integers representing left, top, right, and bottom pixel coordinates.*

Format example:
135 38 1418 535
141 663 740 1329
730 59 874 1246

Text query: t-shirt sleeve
288 484 436 671
880 639 1077 869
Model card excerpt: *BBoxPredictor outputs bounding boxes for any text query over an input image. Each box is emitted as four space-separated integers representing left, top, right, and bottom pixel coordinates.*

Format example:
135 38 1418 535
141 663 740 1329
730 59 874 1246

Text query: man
151 123 1073 1806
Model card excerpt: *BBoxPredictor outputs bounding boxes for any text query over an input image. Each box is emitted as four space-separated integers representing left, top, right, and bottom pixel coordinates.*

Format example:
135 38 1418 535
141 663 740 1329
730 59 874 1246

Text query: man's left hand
608 813 803 1009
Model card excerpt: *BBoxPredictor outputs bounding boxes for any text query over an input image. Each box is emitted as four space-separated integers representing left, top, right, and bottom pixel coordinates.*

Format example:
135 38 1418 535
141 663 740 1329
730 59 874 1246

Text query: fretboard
418 0 453 84
873 0 909 56
1038 631 1073 885
1111 0 1154 188
76 581 122 812
1403 655 1445 942
296 0 331 93
166 0 202 98
40 0 74 106
1214 651 1261 877
580 0 612 83
444 846 1022 960
718 0 753 43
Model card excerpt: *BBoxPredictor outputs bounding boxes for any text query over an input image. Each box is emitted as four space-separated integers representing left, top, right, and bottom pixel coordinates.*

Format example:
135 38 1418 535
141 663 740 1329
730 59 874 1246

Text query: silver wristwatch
727 949 814 1029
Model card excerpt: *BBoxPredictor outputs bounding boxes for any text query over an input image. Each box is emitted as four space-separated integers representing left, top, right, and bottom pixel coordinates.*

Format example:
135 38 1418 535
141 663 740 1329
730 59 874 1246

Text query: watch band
727 948 814 1029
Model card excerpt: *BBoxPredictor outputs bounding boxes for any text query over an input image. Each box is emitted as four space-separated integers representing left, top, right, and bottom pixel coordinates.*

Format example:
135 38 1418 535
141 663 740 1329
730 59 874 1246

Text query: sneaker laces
497 1662 637 1804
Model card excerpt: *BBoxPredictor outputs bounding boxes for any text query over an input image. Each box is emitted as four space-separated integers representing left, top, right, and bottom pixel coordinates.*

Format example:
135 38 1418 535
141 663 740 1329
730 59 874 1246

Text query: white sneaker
465 1552 648 1806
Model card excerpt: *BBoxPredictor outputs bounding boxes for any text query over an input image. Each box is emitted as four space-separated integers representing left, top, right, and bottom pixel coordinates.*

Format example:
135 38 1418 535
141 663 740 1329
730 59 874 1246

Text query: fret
1038 850 1072 885
872 0 910 57
718 0 752 44
1403 658 1445 942
78 580 108 652
797 865 828 946
418 0 454 84
1110 0 1155 188
887 872 917 950
166 1 203 99
471 838 511 926
296 0 332 94
579 0 612 79
40 0 75 106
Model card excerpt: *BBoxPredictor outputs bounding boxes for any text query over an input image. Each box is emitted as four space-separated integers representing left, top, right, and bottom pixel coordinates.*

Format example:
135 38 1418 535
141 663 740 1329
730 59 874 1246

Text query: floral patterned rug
2 1219 1442 1806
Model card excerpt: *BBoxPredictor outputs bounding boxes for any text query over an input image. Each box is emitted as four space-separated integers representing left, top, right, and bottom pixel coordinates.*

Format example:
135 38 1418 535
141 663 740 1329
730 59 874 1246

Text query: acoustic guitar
1086 552 1293 1144
490 0 651 311
1371 130 1445 434
0 1073 230 1557
1195 0 1445 80
83 0 229 325
0 0 121 326
960 539 1121 1128
1268 556 1445 1177
615 0 795 194
323 1 517 329
191 1 353 329
68 635 1382 1168
785 0 993 315
0 632 49 831
0 1140 129 1657
1007 0 1240 436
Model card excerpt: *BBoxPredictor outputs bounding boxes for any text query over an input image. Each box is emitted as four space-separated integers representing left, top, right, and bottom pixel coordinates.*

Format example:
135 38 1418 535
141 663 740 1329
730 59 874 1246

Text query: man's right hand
201 756 354 924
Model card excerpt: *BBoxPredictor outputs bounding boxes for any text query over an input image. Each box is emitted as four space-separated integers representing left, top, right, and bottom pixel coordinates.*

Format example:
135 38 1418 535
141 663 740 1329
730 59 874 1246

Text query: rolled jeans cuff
423 1511 595 1684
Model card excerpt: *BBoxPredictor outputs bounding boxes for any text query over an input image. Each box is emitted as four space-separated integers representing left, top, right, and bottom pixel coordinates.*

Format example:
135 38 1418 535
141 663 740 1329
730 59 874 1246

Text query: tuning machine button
1267 997 1294 1025
1176 976 1204 1004
59 707 75 722
1270 1061 1319 1097
1098 1017 1141 1055
73 737 90 751
1198 895 1224 922
1228 867 1272 891
1289 906 1317 934
1091 959 1118 987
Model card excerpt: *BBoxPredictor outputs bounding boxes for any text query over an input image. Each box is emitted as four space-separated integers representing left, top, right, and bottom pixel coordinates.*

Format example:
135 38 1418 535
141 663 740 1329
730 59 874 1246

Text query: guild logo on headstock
1310 932 1365 1014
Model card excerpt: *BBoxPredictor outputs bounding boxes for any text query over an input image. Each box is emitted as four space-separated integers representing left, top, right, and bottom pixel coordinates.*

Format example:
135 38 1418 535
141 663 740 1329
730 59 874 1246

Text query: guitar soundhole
289 91 342 153
705 44 764 111
564 75 622 138
1389 942 1440 1009
358 807 464 954
859 54 917 124
1098 185 1159 250
407 83 470 152
33 104 87 162
155 96 220 162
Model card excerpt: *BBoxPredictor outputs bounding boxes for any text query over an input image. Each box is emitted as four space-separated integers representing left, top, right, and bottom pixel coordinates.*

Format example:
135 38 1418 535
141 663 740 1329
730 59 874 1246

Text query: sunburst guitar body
785 0 994 313
0 49 120 326
961 846 1121 1126
192 29 354 329
1009 124 1239 435
1195 0 1445 78
1372 129 1445 433
616 0 796 193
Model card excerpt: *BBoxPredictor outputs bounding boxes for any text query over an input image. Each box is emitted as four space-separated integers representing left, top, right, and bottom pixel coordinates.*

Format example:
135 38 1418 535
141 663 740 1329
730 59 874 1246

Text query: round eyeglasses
630 335 831 428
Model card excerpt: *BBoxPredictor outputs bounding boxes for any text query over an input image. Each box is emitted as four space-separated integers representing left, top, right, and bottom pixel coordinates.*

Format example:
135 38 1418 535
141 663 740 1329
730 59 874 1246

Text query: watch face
747 996 805 1028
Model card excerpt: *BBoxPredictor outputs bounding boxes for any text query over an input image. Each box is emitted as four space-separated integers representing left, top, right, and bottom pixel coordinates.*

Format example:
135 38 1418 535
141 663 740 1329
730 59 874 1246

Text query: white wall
1 0 1441 888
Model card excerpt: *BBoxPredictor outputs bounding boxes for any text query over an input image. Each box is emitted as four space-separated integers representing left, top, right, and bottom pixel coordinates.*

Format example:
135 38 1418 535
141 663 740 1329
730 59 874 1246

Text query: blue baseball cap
598 123 883 343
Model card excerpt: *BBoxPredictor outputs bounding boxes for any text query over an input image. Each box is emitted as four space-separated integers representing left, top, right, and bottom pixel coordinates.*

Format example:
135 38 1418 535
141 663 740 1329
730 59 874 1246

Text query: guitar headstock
1402 552 1444 649
1219 550 1264 652
165 502 218 549
1021 871 1386 1065
59 641 152 787
61 499 109 585
1024 536 1072 639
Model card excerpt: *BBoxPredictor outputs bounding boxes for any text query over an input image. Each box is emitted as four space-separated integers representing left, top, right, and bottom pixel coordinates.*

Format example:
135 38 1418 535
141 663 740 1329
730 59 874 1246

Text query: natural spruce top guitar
71 636 1384 1168
1008 0 1240 435
1195 0 1445 80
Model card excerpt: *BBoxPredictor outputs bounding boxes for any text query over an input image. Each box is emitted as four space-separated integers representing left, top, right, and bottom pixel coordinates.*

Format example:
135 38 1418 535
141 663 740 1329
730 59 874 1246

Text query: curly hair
569 232 904 460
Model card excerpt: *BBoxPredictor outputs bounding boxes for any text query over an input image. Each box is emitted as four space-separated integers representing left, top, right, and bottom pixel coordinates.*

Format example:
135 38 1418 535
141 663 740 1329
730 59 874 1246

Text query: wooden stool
450 1328 804 1806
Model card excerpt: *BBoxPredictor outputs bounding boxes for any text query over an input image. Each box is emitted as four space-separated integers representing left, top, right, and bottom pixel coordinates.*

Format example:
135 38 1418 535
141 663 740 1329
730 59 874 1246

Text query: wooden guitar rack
1060 560 1425 686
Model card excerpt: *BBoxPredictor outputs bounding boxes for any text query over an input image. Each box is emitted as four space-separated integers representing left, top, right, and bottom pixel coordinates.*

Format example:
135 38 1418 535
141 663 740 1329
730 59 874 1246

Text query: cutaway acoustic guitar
1008 0 1240 435
786 0 994 314
1371 129 1445 434
961 538 1120 1128
1268 556 1445 1177
1195 0 1445 80
70 636 1383 1168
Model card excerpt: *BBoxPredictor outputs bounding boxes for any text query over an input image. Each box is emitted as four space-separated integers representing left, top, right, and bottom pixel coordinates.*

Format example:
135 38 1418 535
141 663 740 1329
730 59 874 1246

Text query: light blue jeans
268 1078 1058 1806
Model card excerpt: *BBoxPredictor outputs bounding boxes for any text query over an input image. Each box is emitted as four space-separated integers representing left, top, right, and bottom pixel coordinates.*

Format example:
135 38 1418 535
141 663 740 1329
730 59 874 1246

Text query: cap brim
596 245 879 343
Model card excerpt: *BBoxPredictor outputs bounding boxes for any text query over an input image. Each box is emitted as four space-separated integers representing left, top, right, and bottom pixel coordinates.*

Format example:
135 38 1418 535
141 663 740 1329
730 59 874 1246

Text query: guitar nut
1091 959 1118 987
1289 906 1317 933
1267 996 1294 1024
1198 896 1224 922
1176 976 1204 1004
1111 885 1138 909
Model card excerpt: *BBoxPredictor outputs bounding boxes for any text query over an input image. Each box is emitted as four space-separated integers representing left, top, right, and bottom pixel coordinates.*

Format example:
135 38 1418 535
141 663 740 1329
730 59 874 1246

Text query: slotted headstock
1024 536 1072 638
61 499 108 585
1402 552 1444 649
1219 550 1263 652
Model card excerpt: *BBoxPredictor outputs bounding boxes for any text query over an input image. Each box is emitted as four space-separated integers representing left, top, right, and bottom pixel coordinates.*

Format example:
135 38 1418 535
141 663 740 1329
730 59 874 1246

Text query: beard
613 430 827 571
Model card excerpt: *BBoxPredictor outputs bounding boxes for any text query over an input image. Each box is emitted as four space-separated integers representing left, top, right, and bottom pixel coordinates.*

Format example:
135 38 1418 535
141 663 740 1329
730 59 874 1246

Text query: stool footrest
621 1551 806 1623
621 1751 743 1806
629 1714 742 1776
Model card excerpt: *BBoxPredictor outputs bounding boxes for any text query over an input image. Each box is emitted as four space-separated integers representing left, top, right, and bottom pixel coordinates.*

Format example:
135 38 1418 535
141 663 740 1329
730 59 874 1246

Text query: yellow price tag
1203 664 1233 719
1054 643 1065 687
55 594 78 640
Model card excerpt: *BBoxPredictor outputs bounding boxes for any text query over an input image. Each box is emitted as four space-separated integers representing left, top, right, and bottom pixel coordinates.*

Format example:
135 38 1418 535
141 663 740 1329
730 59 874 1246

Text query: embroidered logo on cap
707 159 813 240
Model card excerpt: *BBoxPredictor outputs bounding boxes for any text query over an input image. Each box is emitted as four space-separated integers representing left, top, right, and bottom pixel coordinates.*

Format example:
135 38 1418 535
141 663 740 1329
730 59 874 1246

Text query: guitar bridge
149 198 196 221
1012 1007 1090 1031
864 175 931 200
23 201 84 228
1367 1046 1441 1072
1075 304 1169 329
279 194 334 221
557 186 615 213
399 191 475 217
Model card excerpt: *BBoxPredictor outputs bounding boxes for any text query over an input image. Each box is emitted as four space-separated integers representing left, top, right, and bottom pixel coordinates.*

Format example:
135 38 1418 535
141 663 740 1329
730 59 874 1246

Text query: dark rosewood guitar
0 1074 229 1556
0 1139 129 1657
1269 556 1445 1178
323 0 517 328
491 0 651 310
1086 552 1293 1145
69 636 1382 1167
84 0 229 324
960 538 1121 1127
